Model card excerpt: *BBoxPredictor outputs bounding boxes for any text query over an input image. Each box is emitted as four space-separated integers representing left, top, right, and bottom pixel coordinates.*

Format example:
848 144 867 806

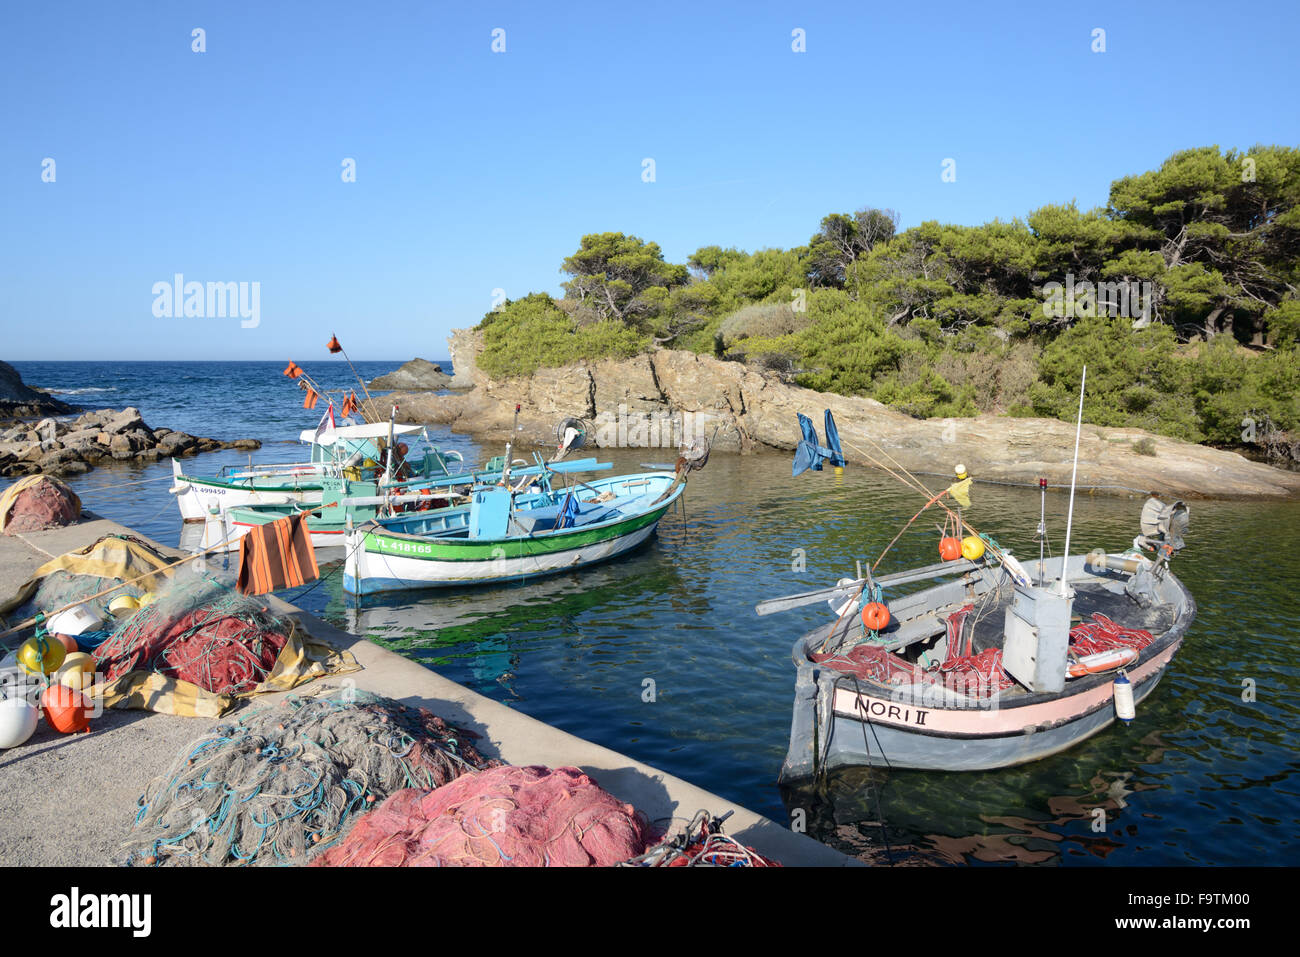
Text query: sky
1 1 1297 361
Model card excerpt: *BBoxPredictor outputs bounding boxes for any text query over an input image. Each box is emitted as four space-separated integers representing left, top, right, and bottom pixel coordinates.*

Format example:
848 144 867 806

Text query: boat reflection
780 728 1174 865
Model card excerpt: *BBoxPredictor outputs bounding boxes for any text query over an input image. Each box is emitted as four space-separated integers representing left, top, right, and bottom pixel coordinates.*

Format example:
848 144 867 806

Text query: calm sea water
11 360 1300 865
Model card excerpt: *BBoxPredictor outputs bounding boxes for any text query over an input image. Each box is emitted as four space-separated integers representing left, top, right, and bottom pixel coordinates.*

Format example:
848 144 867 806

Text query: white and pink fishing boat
768 501 1193 777
765 383 1196 777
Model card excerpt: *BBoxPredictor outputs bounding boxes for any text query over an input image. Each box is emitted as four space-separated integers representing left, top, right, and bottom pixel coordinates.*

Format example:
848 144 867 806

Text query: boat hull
344 477 682 594
172 474 323 522
780 555 1196 778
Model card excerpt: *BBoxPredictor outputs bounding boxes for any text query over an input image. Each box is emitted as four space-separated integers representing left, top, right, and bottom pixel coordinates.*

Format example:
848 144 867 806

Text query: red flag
236 512 320 596
327 335 343 354
283 360 303 379
340 391 358 418
303 387 319 410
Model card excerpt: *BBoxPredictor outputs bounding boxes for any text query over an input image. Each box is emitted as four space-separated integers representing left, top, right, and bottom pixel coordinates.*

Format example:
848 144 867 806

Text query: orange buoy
861 602 890 632
51 632 80 655
41 684 91 734
939 537 962 562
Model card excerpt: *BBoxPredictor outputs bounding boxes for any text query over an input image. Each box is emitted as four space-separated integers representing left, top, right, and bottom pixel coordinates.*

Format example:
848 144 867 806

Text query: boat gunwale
355 471 684 553
794 565 1197 719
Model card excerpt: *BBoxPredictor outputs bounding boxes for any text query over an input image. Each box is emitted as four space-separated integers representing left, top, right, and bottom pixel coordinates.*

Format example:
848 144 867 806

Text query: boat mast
1058 366 1086 597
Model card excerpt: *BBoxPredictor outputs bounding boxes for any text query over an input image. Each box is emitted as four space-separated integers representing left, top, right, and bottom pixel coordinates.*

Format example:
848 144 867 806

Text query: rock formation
365 331 1300 500
0 407 261 479
368 358 453 391
0 361 73 421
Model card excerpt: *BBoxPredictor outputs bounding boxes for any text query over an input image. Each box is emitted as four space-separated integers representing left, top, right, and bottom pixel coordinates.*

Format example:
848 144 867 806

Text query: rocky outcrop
446 329 482 389
369 358 453 391
366 333 1300 501
0 408 261 479
0 361 73 421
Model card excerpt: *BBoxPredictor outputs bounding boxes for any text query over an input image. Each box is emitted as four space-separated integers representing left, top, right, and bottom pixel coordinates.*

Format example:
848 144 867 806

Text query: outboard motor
551 416 590 463
1127 496 1190 607
1136 496 1190 553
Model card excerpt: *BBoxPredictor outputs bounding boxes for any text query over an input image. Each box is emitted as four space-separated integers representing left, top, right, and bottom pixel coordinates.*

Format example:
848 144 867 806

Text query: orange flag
303 387 319 410
340 391 358 418
283 360 303 379
327 335 343 354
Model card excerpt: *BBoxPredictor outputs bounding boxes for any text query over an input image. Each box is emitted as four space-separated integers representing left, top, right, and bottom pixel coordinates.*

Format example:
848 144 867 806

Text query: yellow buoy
55 652 97 692
960 535 986 561
17 636 66 676
137 592 156 608
108 595 140 617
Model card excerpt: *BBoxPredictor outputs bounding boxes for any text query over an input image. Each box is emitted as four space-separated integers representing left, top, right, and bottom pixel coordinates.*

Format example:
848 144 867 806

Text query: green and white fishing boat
342 470 688 594
198 456 613 553
170 421 428 522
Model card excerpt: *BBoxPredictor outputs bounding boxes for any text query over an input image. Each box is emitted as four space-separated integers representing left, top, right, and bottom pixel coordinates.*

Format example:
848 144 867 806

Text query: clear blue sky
2 1 1297 360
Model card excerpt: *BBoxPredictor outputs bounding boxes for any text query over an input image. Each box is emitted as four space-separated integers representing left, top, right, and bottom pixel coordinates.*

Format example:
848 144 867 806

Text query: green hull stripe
184 476 324 494
363 504 670 562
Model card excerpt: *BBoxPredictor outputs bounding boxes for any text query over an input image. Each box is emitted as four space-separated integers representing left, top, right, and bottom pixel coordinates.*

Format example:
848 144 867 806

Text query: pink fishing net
314 765 657 867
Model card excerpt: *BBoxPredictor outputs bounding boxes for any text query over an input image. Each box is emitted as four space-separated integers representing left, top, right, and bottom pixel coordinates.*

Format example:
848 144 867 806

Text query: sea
9 359 1300 866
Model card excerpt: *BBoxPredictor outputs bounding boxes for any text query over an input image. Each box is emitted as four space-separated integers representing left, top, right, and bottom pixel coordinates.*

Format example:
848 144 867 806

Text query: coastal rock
369 358 454 392
0 406 262 479
373 333 1300 501
0 361 73 421
447 329 484 389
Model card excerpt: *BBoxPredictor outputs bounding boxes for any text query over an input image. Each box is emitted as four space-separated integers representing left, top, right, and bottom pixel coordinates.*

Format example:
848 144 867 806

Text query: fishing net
939 603 1015 697
810 644 920 686
92 573 288 696
1069 612 1155 658
812 603 1016 698
21 571 147 624
123 691 498 867
313 765 655 867
622 810 782 867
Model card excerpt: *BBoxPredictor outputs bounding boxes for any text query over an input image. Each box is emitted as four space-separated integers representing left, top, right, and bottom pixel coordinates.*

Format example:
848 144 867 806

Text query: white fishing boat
170 422 427 522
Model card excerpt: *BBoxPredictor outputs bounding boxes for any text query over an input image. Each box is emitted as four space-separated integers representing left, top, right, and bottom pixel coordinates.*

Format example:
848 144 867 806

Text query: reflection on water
47 404 1300 866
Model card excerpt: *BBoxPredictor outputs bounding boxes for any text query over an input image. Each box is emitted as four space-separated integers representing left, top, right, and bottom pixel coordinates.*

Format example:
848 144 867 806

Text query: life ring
861 602 890 632
1067 646 1138 679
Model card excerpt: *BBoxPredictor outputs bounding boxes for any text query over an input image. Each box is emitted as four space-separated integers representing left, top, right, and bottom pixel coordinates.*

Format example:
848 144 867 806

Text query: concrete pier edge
0 513 856 867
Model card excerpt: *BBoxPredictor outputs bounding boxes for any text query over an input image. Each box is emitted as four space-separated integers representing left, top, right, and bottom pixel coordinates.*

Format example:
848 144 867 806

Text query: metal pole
1038 477 1047 585
1058 367 1087 597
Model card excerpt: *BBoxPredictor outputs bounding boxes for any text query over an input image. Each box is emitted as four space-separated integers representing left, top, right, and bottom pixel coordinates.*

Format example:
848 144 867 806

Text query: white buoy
0 697 39 749
1113 671 1135 723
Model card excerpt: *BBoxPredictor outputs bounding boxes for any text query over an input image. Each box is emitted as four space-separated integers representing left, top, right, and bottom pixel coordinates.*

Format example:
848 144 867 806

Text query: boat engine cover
1002 584 1073 694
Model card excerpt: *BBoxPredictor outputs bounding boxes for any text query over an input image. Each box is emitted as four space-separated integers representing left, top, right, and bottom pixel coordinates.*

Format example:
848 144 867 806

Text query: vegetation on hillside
475 146 1300 457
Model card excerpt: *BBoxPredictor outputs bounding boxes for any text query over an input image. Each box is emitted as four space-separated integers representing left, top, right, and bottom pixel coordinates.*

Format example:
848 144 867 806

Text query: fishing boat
343 470 688 594
762 378 1197 777
197 456 613 553
170 421 429 522
768 522 1194 777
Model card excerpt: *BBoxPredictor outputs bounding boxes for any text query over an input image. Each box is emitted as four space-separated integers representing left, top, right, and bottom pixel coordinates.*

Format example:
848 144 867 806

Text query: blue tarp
792 411 846 476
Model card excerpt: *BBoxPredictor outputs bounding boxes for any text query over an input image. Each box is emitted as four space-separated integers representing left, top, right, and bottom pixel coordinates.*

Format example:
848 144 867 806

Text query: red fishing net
1069 612 1155 657
939 603 1016 697
92 586 289 696
810 643 921 685
314 765 657 867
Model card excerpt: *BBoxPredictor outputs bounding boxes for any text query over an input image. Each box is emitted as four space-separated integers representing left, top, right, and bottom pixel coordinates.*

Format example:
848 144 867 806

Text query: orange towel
236 512 320 596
